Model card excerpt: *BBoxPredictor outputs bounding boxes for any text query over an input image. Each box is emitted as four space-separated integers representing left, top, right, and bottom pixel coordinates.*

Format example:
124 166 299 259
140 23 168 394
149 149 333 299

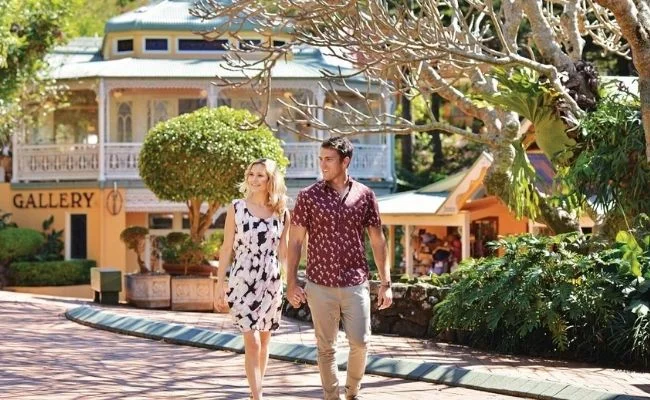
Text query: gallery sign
13 192 95 209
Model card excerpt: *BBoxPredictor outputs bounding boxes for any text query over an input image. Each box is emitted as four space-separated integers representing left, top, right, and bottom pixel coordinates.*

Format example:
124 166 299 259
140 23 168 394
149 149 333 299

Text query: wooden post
387 225 395 271
405 224 413 276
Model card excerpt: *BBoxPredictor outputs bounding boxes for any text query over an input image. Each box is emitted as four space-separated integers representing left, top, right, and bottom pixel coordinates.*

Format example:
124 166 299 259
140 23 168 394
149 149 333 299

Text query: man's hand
287 284 306 308
377 285 393 310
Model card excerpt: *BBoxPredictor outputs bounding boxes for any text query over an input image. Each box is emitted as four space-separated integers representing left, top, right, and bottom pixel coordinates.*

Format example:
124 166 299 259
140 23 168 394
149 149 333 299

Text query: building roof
47 38 367 82
105 0 289 34
377 169 469 215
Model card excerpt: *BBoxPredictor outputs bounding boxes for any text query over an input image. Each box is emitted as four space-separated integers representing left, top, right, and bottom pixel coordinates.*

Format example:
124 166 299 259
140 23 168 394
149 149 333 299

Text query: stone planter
171 275 214 311
213 278 230 314
125 273 171 309
162 263 215 277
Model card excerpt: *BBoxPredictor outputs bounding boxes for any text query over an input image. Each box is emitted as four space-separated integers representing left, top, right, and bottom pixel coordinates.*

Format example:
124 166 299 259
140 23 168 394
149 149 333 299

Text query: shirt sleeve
363 190 382 228
291 190 310 229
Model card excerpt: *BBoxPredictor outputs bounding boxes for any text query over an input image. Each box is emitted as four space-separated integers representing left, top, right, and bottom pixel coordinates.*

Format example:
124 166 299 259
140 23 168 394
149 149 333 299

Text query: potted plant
120 226 171 309
139 106 288 310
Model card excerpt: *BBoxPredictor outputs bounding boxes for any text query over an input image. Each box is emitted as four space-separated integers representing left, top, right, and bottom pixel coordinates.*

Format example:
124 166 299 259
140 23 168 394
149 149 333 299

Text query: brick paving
86 301 650 397
0 291 520 399
4 290 650 398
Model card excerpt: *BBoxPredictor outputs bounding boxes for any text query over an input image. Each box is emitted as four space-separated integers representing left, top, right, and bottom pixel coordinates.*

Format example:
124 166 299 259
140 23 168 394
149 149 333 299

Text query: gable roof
105 0 290 34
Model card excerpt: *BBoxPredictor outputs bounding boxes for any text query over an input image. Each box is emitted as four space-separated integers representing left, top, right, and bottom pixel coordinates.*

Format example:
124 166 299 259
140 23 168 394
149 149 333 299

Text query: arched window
117 102 132 142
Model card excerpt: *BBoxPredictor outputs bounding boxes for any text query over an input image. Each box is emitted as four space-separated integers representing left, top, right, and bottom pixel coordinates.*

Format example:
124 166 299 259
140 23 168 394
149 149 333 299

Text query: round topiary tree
139 106 288 242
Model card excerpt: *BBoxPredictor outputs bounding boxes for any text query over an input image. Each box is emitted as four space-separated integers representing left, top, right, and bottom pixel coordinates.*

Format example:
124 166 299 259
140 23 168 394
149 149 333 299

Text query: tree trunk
430 93 444 171
400 93 413 172
640 77 650 162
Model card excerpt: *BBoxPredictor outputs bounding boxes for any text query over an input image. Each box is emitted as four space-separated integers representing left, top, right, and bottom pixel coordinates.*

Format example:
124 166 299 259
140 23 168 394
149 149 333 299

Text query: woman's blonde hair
239 158 288 216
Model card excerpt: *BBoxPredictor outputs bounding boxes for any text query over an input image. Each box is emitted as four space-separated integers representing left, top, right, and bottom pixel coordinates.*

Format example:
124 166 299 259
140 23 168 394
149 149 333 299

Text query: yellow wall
468 199 528 236
0 184 127 271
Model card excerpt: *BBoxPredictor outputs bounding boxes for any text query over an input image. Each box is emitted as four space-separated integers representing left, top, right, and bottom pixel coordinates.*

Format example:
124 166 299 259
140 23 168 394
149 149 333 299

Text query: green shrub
435 233 625 359
0 228 44 262
8 260 96 286
120 226 149 273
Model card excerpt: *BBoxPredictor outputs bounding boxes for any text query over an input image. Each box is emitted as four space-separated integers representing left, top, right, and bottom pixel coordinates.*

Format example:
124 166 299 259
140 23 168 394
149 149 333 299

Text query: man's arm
368 225 392 309
287 223 307 307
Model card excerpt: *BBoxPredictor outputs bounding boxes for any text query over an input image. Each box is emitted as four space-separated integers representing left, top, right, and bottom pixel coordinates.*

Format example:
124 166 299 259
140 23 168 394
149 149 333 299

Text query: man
287 136 393 400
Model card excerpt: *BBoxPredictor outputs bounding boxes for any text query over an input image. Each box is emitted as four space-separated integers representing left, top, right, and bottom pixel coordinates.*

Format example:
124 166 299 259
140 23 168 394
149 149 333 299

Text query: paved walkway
74 298 650 398
0 291 520 399
3 290 650 399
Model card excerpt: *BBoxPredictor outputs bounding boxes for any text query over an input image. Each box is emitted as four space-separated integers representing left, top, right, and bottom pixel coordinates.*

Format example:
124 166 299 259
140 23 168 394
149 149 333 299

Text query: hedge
8 260 96 286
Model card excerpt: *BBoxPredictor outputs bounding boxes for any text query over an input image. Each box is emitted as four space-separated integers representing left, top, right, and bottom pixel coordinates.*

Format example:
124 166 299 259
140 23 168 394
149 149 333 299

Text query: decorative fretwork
15 144 99 181
105 143 141 180
14 142 391 182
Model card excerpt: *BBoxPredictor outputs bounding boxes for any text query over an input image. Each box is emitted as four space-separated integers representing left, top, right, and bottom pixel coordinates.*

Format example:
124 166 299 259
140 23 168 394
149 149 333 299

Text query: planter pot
125 273 171 309
162 263 215 277
171 275 214 311
213 278 230 314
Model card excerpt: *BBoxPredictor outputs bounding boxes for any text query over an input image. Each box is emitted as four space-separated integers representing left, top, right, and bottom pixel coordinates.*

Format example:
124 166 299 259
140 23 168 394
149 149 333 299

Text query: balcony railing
13 142 391 182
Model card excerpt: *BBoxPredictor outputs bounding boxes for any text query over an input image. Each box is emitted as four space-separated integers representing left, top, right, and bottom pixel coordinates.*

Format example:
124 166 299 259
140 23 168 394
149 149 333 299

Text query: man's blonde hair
239 158 287 216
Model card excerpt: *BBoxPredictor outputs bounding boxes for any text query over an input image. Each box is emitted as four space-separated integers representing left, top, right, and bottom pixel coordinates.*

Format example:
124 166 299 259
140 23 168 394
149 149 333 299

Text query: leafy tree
139 106 288 243
192 0 648 234
0 0 76 145
120 226 149 273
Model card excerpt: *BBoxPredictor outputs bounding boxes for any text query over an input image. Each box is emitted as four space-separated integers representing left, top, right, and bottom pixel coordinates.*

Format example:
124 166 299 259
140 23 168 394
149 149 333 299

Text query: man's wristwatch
380 280 391 288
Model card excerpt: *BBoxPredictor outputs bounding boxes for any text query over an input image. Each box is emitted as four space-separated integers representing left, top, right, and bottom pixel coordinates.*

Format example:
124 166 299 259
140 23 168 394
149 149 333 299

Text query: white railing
351 144 389 179
105 143 141 180
14 144 99 181
14 141 392 182
283 142 321 178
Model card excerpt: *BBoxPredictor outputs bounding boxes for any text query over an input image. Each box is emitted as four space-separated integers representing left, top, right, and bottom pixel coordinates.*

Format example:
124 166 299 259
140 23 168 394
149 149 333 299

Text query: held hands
215 282 228 309
287 284 306 308
377 285 393 310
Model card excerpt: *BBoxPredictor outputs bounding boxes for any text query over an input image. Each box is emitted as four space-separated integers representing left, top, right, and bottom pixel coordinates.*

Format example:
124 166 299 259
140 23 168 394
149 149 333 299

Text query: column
315 85 326 178
405 224 413 276
387 225 396 270
383 91 395 183
460 211 471 260
315 85 326 140
98 79 106 181
207 84 219 107
11 123 20 182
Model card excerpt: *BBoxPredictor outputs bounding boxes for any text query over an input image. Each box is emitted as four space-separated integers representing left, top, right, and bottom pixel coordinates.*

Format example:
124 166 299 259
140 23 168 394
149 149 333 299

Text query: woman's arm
216 203 236 286
278 210 291 281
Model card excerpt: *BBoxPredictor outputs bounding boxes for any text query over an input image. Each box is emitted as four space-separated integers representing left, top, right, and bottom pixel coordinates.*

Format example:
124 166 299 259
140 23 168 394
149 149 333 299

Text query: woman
215 158 290 400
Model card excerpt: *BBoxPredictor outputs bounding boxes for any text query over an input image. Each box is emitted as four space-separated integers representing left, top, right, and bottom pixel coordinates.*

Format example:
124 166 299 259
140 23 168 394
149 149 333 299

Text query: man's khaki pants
305 280 371 400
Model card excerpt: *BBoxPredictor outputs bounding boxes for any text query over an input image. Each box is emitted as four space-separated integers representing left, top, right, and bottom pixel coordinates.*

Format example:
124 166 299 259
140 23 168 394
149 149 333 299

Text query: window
178 39 228 52
178 98 207 115
52 91 98 144
145 38 168 52
149 214 173 230
239 39 261 50
272 40 286 48
116 39 133 53
117 102 132 142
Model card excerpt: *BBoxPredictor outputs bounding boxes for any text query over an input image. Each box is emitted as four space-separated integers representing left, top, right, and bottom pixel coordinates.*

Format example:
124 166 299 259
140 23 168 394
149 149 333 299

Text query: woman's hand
215 282 228 309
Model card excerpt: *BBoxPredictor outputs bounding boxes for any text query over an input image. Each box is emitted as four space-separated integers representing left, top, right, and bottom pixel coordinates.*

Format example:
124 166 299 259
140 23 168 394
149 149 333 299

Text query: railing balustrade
14 141 390 182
